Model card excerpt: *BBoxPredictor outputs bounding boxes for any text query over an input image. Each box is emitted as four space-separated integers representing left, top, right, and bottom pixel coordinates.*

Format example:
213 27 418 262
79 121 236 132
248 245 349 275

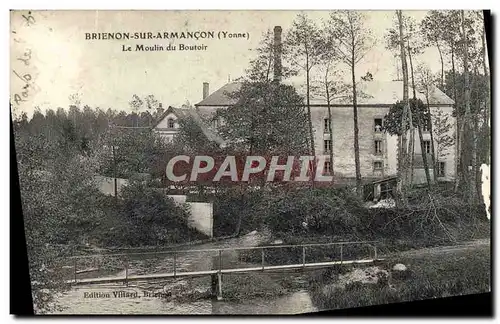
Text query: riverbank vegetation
308 243 490 311
215 184 489 259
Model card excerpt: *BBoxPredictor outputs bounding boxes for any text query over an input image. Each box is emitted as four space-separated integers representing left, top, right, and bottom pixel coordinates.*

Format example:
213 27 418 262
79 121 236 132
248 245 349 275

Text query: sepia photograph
10 9 491 315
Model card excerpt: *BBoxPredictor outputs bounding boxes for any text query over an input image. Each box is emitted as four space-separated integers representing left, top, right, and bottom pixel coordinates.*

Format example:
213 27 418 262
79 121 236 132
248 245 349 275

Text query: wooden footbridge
66 240 383 300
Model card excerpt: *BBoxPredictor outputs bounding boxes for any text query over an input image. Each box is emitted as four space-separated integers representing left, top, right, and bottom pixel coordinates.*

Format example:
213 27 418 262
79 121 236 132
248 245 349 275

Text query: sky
10 10 474 117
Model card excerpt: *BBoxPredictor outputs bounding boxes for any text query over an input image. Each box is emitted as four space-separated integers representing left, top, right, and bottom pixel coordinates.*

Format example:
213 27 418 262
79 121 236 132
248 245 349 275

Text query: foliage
383 98 429 136
432 109 454 160
443 70 489 117
212 187 265 237
174 115 223 155
326 11 374 68
98 127 171 179
14 130 105 313
246 28 295 82
285 13 324 73
261 187 364 235
215 81 309 155
99 180 205 246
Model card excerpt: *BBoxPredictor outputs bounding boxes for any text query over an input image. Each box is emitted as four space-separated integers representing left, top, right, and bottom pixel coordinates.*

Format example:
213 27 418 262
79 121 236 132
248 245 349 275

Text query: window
437 162 445 177
374 140 382 155
422 140 431 154
324 118 331 133
324 161 333 174
374 118 383 132
167 118 175 129
323 139 332 153
374 161 383 170
422 121 430 132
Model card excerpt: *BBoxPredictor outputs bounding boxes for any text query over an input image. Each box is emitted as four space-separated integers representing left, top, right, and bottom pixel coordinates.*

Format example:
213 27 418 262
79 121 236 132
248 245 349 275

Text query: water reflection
52 231 317 315
55 285 316 315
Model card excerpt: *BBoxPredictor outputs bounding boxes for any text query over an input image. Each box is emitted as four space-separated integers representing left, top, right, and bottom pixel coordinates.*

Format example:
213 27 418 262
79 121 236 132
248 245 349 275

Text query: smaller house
152 105 225 145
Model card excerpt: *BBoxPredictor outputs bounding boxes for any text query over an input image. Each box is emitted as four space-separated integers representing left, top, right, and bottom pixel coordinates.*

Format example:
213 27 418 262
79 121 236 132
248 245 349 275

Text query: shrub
96 180 206 247
262 187 364 235
212 187 264 236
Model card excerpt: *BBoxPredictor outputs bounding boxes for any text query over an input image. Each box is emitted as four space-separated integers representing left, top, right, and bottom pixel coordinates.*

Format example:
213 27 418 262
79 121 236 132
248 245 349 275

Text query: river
52 231 319 315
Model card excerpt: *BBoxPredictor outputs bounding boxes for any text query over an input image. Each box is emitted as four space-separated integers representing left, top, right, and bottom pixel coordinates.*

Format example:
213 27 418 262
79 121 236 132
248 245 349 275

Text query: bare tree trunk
451 46 461 189
351 56 362 197
407 42 416 185
325 69 335 178
436 42 445 90
481 20 490 165
397 10 409 201
408 43 431 188
305 55 316 186
425 94 437 183
461 10 476 204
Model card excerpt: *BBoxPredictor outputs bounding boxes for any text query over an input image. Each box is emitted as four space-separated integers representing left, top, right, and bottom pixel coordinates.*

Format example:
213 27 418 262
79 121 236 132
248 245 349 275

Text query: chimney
203 82 209 100
273 26 283 83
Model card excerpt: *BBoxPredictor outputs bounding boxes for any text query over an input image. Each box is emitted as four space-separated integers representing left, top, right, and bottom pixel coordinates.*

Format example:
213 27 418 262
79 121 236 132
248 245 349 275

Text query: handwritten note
11 11 39 110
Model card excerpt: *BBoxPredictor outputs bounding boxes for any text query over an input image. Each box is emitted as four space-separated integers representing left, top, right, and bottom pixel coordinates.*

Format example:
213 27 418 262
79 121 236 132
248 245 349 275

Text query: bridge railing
65 240 380 284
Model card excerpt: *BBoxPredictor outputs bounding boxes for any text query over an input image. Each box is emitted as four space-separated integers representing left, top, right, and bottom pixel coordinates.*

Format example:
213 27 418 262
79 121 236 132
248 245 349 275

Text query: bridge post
73 258 77 283
219 249 222 271
374 246 378 260
211 250 223 300
340 244 343 265
261 248 265 271
211 273 218 299
217 249 223 300
302 246 306 268
125 258 128 287
173 252 177 278
217 272 223 301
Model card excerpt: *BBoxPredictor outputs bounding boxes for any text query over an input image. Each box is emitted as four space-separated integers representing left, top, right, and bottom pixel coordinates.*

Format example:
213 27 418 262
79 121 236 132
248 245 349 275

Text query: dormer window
167 118 175 129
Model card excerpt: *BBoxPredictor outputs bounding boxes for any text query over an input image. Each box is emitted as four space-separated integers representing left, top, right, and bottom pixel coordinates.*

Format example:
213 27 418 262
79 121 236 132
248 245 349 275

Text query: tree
416 64 440 184
386 12 427 186
477 12 490 166
395 10 411 199
286 13 324 160
246 28 295 83
420 11 447 89
313 30 351 178
14 126 105 313
215 81 309 156
326 10 373 196
432 109 455 164
99 127 170 179
460 10 476 204
384 98 432 187
129 94 143 127
117 181 193 245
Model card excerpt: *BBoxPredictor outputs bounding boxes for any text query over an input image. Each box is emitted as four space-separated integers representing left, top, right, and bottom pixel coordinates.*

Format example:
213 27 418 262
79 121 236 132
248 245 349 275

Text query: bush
96 180 206 247
212 187 264 237
262 187 364 235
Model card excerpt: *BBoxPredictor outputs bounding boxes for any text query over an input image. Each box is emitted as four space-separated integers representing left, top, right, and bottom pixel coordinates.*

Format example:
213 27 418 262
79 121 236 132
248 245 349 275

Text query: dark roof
195 80 455 107
195 82 241 106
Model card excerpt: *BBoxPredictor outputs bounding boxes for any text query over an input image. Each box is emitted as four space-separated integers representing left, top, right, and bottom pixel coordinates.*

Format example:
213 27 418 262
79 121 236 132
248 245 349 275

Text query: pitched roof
195 80 455 107
195 82 241 106
153 106 225 146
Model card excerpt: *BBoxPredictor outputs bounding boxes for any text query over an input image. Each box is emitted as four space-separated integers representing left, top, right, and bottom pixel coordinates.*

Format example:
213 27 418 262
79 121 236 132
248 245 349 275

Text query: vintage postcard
10 9 491 315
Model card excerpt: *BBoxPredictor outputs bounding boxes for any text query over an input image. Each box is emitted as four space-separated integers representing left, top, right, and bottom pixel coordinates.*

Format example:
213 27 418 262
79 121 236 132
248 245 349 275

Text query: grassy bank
308 243 491 311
